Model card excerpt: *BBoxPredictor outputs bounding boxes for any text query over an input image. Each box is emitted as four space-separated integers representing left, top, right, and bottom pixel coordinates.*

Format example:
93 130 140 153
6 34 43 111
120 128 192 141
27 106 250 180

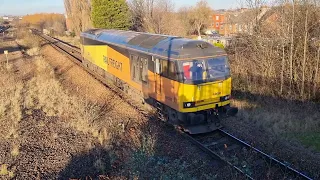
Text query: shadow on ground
58 147 111 180
55 111 242 180
0 46 20 54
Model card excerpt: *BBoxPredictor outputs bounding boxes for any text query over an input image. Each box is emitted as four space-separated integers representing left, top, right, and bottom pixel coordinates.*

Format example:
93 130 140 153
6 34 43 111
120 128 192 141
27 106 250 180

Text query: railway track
34 31 314 180
35 31 82 62
183 128 313 179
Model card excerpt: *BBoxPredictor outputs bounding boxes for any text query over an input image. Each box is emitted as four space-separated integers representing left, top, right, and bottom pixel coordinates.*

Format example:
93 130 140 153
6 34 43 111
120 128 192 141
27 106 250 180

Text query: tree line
228 0 320 101
64 0 213 37
20 13 66 35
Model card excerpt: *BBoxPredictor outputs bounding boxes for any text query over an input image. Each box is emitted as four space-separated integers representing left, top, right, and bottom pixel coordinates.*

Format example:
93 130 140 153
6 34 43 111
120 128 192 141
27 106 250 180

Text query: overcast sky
0 0 241 16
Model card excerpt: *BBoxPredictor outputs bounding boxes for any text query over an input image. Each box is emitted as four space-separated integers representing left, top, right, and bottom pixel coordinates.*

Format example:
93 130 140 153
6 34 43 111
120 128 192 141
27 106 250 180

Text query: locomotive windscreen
179 56 230 83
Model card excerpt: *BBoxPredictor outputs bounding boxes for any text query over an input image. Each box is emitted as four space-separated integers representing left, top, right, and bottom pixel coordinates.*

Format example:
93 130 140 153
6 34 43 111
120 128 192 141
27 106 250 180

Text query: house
221 6 270 36
210 13 225 34
2 16 15 22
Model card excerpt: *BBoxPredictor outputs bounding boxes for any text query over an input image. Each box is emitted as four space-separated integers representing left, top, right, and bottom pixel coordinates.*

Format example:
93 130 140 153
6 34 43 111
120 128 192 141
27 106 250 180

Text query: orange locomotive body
80 29 237 134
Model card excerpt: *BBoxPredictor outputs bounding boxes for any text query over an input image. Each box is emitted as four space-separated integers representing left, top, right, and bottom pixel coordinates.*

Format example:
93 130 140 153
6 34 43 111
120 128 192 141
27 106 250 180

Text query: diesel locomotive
80 29 238 134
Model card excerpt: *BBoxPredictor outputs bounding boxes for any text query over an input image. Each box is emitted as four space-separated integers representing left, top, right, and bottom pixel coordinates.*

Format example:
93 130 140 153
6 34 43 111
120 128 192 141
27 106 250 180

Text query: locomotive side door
155 57 161 96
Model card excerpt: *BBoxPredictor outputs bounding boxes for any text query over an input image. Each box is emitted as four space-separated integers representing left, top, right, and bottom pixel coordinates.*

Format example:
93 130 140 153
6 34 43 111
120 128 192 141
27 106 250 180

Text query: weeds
22 57 120 143
15 28 41 56
232 98 320 135
0 164 8 176
16 29 40 49
0 64 23 140
0 164 14 178
10 145 19 157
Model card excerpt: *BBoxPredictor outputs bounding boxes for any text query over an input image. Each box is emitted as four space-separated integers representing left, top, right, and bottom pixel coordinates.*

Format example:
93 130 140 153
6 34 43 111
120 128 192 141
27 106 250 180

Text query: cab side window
168 61 178 81
158 60 178 81
130 54 139 82
161 60 168 77
141 57 148 83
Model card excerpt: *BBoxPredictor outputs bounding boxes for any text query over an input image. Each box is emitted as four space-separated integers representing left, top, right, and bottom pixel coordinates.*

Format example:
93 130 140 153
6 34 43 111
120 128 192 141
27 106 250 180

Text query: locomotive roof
81 29 226 60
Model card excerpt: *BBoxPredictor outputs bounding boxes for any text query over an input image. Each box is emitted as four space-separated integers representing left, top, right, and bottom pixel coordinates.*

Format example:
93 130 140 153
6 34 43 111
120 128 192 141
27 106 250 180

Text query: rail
183 128 313 179
34 30 82 62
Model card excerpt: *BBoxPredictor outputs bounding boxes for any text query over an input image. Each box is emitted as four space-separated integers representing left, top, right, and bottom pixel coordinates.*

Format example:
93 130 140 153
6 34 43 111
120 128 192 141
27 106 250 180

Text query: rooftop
81 29 226 60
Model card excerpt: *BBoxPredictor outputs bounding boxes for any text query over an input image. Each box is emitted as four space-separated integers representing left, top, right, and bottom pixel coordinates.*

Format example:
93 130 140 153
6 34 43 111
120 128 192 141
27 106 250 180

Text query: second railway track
34 30 314 180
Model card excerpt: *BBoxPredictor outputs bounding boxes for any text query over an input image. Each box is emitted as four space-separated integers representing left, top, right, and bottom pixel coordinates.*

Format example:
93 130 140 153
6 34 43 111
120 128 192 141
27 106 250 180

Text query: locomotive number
213 92 221 96
103 55 122 71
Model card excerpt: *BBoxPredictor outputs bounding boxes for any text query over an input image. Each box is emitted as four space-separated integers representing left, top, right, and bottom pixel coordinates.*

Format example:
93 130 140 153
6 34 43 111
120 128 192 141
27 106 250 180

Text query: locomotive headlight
220 95 230 101
183 102 195 108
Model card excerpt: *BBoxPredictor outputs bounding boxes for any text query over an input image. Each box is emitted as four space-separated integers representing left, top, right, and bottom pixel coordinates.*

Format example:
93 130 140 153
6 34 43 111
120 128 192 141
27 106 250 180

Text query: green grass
293 132 320 152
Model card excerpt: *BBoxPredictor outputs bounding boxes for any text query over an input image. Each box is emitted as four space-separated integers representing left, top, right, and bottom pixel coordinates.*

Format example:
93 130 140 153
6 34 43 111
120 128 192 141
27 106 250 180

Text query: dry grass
25 47 40 56
15 29 41 56
16 29 40 49
22 57 124 144
54 35 80 48
231 95 320 155
0 67 20 179
0 65 23 140
232 98 320 135
0 54 131 178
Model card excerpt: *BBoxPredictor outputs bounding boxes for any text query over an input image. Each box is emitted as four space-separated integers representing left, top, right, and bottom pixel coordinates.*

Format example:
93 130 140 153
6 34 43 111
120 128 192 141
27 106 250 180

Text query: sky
0 0 65 16
0 0 241 16
175 0 241 10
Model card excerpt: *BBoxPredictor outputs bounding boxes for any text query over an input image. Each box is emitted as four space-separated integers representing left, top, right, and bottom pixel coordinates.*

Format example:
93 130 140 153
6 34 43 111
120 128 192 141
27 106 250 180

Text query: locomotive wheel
166 108 178 125
188 113 197 125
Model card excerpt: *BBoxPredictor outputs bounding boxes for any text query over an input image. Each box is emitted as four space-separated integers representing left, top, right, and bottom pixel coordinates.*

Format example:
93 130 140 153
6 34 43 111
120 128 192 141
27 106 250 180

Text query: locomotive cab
174 56 238 134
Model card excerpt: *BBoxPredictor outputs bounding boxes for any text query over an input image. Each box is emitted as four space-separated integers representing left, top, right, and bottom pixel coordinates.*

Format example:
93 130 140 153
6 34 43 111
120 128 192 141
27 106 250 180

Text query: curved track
34 31 314 180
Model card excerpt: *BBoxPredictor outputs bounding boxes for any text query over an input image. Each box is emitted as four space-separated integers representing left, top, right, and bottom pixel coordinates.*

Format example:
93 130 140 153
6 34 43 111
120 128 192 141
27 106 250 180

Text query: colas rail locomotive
80 29 238 134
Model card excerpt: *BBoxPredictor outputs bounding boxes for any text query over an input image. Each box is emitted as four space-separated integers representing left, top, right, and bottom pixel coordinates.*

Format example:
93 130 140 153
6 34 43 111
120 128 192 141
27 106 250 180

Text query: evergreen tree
91 0 131 30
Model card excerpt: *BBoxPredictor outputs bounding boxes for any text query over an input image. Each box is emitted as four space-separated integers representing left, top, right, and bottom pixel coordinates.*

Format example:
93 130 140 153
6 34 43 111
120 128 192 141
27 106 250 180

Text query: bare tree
53 21 66 35
64 0 92 35
129 0 214 37
145 0 174 34
129 0 188 36
228 0 320 101
314 44 320 96
128 0 145 31
189 0 212 37
301 6 308 98
289 0 295 93
177 6 194 36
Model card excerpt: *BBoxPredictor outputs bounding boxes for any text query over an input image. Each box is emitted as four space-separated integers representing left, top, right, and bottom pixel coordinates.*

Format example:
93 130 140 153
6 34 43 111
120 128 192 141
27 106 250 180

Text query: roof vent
196 43 208 49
